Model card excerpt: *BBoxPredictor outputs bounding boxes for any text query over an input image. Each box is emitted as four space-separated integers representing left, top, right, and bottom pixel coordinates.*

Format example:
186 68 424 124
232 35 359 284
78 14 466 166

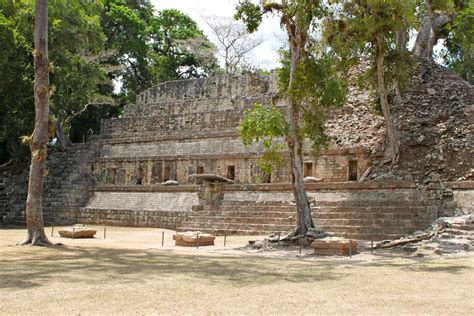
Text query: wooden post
371 229 374 254
72 227 75 239
224 235 227 247
299 236 302 254
104 226 106 239
51 225 54 237
349 239 352 258
162 231 165 247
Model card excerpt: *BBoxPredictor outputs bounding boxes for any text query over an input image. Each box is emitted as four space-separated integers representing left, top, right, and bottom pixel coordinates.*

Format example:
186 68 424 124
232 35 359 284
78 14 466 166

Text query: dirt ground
1 225 473 315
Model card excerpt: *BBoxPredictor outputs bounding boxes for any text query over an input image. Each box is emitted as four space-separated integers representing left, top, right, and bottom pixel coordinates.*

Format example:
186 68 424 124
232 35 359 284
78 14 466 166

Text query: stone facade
1 64 472 240
92 74 371 186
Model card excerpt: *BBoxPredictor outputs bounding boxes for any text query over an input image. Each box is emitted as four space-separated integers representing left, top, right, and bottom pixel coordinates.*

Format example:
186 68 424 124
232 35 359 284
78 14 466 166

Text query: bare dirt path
1 226 473 315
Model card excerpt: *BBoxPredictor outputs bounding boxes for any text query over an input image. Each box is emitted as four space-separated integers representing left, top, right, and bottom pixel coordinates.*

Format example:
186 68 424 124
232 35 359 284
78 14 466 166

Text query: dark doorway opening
163 166 171 182
227 165 235 180
304 162 313 177
136 167 144 185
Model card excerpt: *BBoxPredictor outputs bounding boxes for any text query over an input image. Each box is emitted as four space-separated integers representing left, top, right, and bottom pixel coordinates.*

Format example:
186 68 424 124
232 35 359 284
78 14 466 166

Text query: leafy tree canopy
0 0 218 164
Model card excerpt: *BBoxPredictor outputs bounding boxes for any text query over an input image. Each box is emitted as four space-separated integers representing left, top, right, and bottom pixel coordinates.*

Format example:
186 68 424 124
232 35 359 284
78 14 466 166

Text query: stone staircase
177 195 439 240
42 143 95 225
4 143 96 226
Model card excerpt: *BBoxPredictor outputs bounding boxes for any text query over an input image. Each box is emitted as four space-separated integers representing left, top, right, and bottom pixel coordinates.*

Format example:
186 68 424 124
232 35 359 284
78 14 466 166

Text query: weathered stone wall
91 147 370 185
101 111 243 137
131 74 269 112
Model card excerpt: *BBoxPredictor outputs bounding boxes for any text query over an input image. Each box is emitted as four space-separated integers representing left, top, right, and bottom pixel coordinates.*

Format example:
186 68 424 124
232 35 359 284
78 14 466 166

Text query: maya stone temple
1 60 473 240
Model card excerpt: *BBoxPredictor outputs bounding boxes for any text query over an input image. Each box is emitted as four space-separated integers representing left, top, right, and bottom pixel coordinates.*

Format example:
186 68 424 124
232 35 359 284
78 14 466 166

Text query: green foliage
148 9 218 82
282 50 347 151
69 103 121 143
440 1 474 83
48 0 112 130
240 103 288 148
0 0 218 163
240 103 288 175
237 0 347 175
324 0 417 101
234 1 262 33
101 0 154 97
0 1 34 163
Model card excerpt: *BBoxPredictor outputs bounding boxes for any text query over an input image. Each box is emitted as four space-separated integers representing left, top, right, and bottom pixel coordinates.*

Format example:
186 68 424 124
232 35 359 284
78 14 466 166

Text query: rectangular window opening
196 166 204 174
348 160 358 181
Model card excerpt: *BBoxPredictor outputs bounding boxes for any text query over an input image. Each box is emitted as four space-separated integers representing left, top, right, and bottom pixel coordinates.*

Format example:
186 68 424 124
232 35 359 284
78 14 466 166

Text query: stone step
320 225 424 235
176 227 284 236
189 210 296 218
181 216 295 225
222 199 438 207
316 218 431 227
182 216 430 228
179 222 294 232
313 211 428 220
450 224 474 231
214 204 436 214
192 207 435 218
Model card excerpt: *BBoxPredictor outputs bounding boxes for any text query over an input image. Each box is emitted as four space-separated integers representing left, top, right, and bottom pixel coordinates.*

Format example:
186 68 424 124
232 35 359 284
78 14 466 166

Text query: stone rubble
326 59 473 183
372 60 473 182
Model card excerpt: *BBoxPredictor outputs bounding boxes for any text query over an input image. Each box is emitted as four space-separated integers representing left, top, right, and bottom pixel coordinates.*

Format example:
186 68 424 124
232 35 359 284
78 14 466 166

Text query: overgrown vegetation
0 0 218 165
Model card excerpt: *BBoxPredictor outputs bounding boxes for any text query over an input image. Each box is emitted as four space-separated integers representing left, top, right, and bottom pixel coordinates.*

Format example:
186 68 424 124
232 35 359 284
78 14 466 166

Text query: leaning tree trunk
22 0 50 246
375 35 399 164
413 0 451 59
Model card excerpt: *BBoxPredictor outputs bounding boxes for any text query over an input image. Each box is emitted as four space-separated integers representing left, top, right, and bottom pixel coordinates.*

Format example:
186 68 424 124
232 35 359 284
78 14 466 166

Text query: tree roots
18 237 53 247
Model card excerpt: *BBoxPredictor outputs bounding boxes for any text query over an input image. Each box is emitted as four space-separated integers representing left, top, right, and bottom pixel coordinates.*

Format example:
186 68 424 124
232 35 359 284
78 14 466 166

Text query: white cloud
151 0 285 70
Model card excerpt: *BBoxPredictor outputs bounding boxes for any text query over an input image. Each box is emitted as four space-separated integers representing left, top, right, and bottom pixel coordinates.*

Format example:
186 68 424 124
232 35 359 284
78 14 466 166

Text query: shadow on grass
1 241 471 291
0 244 344 290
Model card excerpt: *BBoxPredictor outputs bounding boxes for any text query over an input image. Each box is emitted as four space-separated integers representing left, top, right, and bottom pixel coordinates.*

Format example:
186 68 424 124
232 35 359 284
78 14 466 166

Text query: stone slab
58 227 97 238
311 238 357 256
173 231 215 247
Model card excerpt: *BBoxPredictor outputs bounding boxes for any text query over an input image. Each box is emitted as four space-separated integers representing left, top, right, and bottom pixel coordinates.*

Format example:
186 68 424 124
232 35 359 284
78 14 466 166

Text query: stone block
311 237 357 256
58 226 97 238
173 231 215 247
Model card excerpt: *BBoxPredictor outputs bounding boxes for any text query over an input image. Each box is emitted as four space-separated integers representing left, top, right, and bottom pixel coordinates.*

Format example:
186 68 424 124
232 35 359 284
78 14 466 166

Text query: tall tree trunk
286 119 314 236
22 0 50 246
393 28 408 99
413 0 451 59
286 36 314 236
376 35 399 164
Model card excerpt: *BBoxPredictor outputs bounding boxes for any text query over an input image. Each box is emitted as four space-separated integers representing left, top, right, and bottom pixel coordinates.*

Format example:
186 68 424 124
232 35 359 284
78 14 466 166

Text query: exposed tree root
18 237 53 247
266 232 306 245
375 233 434 249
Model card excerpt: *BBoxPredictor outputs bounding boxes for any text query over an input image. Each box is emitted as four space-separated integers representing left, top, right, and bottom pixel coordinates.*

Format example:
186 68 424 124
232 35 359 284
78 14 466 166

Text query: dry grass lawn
0 226 473 315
